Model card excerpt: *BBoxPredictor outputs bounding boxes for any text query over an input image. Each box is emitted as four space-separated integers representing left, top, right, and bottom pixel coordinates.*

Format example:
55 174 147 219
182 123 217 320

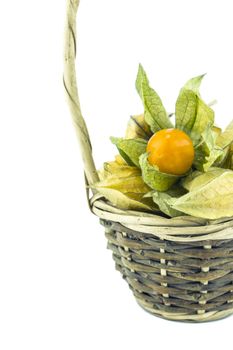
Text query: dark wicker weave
64 0 233 322
101 219 233 321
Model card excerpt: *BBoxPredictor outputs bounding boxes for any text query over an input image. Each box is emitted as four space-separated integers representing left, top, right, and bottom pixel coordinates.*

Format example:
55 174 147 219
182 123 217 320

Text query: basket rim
91 195 233 242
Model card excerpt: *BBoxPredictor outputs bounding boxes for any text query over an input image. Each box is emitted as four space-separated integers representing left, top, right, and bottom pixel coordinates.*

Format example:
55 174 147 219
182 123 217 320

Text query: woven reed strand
101 219 233 322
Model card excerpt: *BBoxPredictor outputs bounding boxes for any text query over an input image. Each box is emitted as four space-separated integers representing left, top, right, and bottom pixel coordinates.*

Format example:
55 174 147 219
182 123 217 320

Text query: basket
64 0 233 322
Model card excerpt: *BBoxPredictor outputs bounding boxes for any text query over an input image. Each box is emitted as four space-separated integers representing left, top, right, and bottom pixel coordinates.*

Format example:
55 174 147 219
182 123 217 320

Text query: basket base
136 299 233 323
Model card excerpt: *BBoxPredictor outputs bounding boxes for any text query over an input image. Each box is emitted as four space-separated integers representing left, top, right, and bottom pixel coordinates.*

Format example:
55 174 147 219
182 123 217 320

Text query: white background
0 0 233 349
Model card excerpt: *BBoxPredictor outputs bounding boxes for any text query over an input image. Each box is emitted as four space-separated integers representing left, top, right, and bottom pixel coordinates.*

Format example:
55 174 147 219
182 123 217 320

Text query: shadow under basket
64 0 233 322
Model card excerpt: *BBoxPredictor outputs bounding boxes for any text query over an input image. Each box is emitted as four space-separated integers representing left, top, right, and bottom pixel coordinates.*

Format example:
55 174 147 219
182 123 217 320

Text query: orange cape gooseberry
146 128 195 175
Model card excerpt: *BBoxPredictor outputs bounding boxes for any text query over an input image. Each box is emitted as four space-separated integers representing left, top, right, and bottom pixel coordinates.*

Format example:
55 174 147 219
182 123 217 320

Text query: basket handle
64 0 99 187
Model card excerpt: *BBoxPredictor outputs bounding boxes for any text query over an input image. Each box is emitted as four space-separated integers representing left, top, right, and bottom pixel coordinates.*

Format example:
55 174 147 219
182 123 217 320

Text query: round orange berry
146 128 195 175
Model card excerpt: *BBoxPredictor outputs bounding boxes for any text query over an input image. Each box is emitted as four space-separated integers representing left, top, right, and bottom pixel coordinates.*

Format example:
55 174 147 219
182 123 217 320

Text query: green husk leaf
110 137 147 167
184 74 206 94
171 169 233 219
152 191 185 217
194 126 224 171
139 153 181 191
175 89 198 134
175 75 214 143
203 148 223 171
148 186 187 217
135 64 173 132
191 99 215 141
136 64 149 95
125 114 152 140
216 120 233 149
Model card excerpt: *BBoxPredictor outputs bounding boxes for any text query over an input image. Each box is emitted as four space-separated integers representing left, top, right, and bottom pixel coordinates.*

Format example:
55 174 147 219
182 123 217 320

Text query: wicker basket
64 0 233 322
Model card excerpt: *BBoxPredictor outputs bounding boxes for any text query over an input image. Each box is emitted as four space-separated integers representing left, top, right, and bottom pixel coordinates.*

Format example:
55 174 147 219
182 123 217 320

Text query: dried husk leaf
125 114 152 140
92 187 154 211
103 161 140 178
98 157 139 181
94 174 150 194
182 168 226 192
95 162 154 210
221 143 233 170
216 120 233 149
114 154 127 165
212 125 222 136
172 169 233 219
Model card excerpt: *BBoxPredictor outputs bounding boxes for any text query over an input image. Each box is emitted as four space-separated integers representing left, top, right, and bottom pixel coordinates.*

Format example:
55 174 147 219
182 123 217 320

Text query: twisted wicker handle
64 0 99 187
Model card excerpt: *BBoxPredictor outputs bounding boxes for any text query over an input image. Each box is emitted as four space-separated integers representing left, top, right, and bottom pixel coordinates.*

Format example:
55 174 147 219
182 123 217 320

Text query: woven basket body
101 219 233 322
64 0 233 322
